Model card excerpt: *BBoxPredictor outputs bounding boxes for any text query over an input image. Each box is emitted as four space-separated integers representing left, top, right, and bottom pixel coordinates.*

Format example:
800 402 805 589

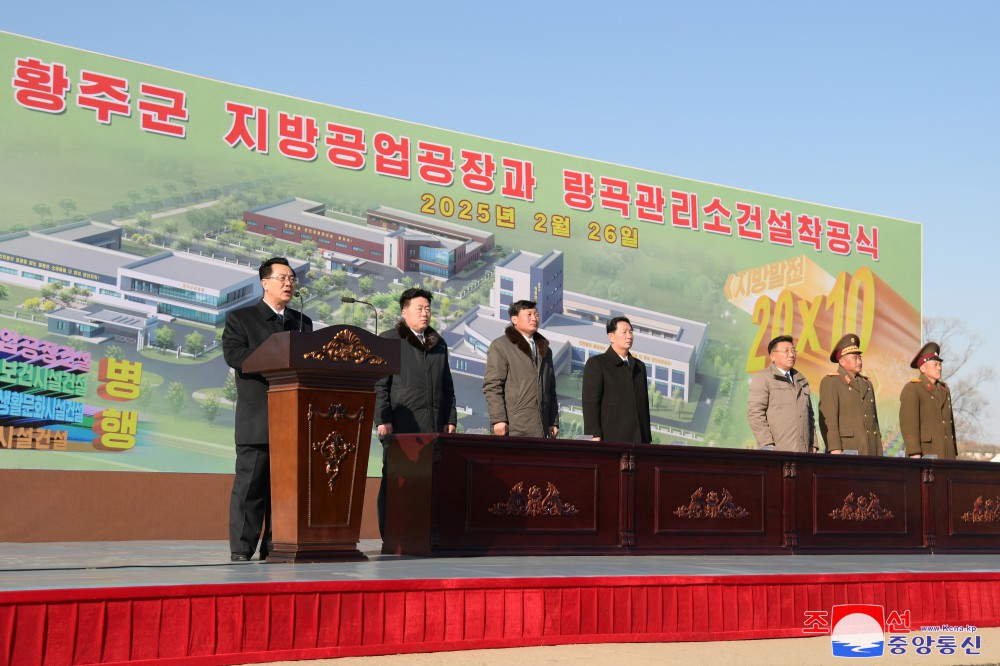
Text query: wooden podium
243 325 399 562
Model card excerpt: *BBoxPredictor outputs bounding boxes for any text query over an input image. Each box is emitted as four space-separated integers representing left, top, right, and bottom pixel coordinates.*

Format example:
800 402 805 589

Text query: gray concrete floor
3 539 1000 592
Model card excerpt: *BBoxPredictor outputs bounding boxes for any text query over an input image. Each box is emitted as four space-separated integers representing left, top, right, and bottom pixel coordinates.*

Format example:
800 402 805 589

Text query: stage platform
2 541 999 664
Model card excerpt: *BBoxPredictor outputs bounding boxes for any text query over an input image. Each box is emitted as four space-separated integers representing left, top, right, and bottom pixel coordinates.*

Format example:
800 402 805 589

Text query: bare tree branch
923 317 997 442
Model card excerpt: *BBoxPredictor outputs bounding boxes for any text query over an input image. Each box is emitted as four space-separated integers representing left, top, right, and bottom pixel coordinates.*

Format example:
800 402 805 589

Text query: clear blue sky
5 1 999 436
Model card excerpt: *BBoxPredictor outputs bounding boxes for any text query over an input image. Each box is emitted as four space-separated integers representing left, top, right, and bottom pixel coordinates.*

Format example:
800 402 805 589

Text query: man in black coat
582 316 652 444
373 287 456 537
222 257 312 561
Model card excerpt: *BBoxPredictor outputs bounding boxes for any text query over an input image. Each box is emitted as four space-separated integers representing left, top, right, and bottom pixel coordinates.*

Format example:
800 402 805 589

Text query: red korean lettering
13 57 71 113
855 224 879 261
802 610 829 635
223 101 269 152
766 208 793 246
138 83 188 138
76 70 130 124
598 176 631 218
277 112 319 161
416 141 455 186
634 183 665 224
797 214 822 250
500 157 536 201
735 202 763 241
373 132 411 179
826 219 852 255
324 122 366 169
670 190 699 230
459 150 496 193
703 197 733 235
885 610 911 633
563 170 595 211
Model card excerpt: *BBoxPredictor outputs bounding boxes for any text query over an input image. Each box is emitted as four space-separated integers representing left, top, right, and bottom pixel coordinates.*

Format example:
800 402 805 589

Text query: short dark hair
399 287 433 309
607 316 632 334
259 257 291 281
508 300 537 319
767 335 794 354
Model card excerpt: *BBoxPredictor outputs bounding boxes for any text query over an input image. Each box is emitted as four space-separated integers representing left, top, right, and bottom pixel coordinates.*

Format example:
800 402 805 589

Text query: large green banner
0 32 921 474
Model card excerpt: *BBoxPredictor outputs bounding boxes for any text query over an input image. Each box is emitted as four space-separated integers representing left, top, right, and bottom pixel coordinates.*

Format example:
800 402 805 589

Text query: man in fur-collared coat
483 299 559 438
374 288 456 536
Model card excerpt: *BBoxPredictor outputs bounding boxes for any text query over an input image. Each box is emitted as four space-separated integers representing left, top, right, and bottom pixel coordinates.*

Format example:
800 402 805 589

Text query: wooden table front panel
634 449 785 553
794 457 923 552
927 462 1000 552
430 438 626 554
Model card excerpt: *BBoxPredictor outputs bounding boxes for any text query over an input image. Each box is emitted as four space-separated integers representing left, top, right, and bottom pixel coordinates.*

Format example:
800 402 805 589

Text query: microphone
295 291 304 332
340 296 379 335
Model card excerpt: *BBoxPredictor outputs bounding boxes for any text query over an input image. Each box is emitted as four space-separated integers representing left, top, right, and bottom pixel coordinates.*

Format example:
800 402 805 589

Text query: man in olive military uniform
818 333 882 456
899 342 957 459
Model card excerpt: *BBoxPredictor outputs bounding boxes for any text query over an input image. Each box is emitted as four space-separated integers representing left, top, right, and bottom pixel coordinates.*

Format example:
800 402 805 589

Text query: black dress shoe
230 553 251 561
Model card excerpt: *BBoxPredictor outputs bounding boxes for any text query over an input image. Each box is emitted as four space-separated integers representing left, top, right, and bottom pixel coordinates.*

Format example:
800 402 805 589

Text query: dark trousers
229 443 271 557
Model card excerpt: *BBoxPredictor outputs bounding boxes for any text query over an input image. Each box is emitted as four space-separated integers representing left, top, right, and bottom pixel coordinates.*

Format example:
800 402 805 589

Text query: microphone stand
340 296 379 335
295 290 305 332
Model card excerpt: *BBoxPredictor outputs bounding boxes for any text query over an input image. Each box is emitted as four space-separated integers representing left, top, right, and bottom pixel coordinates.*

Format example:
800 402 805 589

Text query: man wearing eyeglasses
222 257 312 561
747 335 817 452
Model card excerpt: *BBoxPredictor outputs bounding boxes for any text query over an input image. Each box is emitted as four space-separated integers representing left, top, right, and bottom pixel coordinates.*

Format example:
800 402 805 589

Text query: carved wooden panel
430 439 623 553
929 465 1000 551
305 392 372 528
794 459 923 552
653 468 765 535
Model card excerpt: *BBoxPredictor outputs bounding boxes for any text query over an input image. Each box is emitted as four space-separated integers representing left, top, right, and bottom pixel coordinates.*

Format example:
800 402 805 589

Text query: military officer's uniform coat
818 365 882 456
899 376 957 459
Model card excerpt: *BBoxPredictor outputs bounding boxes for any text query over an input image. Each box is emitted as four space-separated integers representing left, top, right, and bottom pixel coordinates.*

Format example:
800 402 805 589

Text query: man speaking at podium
222 257 312 561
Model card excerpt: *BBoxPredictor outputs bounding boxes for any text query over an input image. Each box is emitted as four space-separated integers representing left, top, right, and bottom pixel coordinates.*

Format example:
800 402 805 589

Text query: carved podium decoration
962 495 1000 523
829 491 895 522
673 486 749 519
303 329 387 365
309 403 365 491
241 325 399 563
488 481 580 517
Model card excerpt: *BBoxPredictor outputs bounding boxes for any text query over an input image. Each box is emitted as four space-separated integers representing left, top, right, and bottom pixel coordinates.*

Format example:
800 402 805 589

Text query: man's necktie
530 338 537 361
276 313 284 326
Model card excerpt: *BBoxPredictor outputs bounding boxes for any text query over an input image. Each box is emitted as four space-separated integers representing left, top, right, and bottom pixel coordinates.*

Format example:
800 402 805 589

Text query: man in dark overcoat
582 316 652 443
373 288 456 537
222 257 312 561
